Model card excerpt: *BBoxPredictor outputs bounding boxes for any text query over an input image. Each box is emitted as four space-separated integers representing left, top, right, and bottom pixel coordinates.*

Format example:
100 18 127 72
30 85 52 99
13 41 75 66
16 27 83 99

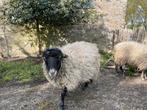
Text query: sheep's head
43 48 68 79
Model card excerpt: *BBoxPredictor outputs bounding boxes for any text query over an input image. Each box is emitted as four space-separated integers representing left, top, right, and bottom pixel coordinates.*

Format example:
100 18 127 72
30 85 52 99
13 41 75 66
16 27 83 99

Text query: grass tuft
100 51 113 68
0 59 45 86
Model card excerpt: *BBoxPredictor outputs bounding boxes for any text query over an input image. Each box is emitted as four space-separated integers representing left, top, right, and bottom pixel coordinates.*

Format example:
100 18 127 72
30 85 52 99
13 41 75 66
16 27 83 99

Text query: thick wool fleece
114 41 147 71
43 41 100 91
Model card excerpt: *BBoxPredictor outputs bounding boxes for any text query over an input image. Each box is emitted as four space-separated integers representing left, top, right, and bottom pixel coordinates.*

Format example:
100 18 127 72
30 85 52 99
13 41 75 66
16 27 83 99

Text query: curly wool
43 41 100 91
114 41 147 71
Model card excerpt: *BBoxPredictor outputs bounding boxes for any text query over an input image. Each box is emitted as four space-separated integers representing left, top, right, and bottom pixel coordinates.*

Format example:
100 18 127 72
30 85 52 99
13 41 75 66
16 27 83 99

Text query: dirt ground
0 69 147 110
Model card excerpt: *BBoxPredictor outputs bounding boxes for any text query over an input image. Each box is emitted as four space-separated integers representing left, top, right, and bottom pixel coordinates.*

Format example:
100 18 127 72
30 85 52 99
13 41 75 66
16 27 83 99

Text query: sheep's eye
46 51 50 55
62 54 68 58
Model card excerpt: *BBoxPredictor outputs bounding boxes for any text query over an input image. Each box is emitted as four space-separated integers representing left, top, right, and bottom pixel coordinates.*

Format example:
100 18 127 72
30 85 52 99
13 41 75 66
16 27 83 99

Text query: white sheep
42 41 100 110
114 41 147 80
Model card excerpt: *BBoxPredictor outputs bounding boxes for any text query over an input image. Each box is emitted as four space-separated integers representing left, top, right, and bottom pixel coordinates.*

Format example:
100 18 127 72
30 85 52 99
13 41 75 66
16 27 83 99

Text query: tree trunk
36 19 42 55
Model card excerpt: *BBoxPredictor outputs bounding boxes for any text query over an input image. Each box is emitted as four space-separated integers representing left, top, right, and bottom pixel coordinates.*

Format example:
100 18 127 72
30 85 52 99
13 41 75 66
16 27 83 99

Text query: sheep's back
60 41 100 90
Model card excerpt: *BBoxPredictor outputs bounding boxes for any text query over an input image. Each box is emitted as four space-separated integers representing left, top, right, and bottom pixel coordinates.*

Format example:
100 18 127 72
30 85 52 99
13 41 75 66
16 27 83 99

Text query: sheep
42 41 100 110
114 41 147 80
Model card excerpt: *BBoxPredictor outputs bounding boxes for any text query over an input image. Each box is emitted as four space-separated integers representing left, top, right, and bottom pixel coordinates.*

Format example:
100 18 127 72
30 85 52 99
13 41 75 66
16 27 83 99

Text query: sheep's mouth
42 48 68 80
48 69 58 80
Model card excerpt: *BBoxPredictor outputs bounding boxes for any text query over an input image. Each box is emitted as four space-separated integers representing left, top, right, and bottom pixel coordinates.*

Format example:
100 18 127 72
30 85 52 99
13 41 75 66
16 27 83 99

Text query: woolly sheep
42 41 100 110
114 41 147 80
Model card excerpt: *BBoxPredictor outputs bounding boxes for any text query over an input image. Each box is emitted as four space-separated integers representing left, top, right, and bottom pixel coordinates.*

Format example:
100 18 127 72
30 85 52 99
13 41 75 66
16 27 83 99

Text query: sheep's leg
145 74 147 80
82 82 89 90
115 64 125 77
60 87 67 110
82 79 92 90
120 66 125 77
141 71 145 80
89 79 93 83
144 71 147 80
115 64 119 73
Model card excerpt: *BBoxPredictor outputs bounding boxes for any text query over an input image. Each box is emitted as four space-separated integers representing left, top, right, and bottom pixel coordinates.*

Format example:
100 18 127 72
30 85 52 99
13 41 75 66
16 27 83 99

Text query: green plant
0 60 45 85
100 51 113 68
127 65 136 76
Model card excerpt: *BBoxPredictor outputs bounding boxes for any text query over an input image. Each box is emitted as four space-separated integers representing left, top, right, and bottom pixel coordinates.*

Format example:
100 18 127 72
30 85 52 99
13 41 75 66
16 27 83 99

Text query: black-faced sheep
114 41 147 80
42 41 100 110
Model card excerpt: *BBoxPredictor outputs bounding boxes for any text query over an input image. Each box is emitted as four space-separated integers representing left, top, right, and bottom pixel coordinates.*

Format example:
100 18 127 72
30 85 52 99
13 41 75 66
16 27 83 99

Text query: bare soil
0 69 147 110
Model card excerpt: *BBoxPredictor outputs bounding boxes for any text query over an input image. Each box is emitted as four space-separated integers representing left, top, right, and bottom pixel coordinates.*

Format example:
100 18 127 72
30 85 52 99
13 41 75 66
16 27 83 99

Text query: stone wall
93 0 127 30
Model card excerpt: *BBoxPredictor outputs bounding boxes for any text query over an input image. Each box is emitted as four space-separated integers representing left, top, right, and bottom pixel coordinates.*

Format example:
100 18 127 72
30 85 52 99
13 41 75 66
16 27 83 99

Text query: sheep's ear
42 50 48 60
42 49 50 57
62 54 68 58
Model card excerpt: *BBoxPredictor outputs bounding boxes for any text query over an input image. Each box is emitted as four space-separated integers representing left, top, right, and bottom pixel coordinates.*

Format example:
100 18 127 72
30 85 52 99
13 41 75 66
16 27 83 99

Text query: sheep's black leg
115 64 119 73
120 66 123 73
89 79 93 83
82 82 89 90
115 64 125 77
60 87 67 110
120 66 125 77
82 79 93 90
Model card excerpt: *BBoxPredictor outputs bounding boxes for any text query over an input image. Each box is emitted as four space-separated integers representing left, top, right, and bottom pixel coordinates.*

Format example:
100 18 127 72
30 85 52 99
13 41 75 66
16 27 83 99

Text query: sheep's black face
43 48 68 79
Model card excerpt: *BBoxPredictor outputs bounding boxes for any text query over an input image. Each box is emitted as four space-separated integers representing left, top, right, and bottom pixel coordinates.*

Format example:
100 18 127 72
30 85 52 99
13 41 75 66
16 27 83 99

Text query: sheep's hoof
59 103 65 110
141 78 145 81
122 73 126 78
116 72 125 78
141 74 146 81
144 74 147 80
141 76 145 81
89 79 93 83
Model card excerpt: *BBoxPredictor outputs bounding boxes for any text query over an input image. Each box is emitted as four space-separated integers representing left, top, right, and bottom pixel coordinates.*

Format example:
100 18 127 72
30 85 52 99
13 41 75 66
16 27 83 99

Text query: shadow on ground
0 69 147 110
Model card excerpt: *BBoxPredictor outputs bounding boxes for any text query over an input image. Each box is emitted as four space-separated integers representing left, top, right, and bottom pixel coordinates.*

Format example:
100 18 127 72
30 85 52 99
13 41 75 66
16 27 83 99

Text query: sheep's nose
49 69 57 79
